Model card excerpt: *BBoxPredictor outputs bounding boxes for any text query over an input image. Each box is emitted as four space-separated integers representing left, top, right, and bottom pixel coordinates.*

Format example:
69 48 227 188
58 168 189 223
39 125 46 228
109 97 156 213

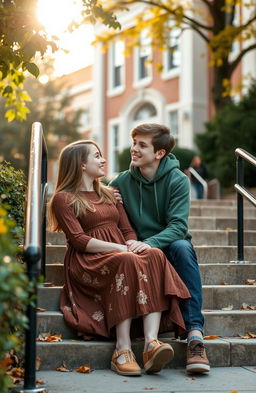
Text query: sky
36 0 95 78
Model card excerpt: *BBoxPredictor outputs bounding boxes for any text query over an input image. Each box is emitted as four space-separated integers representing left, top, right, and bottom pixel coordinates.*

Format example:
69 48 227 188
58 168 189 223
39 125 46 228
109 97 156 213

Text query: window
110 124 120 173
162 22 181 78
138 30 151 80
134 103 157 121
169 110 179 141
110 41 124 89
80 107 91 130
166 28 181 70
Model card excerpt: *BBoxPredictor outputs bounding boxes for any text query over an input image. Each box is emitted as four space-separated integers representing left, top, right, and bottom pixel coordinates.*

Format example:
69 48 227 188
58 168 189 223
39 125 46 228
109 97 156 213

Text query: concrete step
36 337 256 370
36 310 256 338
45 245 256 264
45 263 256 286
190 206 256 218
37 285 256 312
188 216 256 230
46 230 256 246
191 230 256 246
200 263 256 285
190 199 237 206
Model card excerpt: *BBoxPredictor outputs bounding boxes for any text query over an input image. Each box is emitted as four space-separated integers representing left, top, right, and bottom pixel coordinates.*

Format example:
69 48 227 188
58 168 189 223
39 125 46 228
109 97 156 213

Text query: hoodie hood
129 154 180 219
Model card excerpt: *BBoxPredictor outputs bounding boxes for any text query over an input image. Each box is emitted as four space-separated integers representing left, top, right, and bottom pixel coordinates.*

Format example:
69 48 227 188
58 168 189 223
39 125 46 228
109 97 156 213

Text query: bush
0 163 28 391
0 205 29 393
117 146 197 172
0 162 26 233
196 82 256 188
172 146 197 171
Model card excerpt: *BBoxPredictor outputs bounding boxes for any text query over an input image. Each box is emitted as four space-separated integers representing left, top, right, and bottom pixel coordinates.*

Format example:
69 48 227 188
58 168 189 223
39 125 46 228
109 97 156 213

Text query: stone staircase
36 199 256 370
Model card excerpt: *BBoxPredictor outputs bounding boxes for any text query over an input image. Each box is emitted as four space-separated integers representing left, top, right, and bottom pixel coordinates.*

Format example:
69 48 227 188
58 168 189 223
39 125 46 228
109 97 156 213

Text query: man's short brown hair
131 123 175 156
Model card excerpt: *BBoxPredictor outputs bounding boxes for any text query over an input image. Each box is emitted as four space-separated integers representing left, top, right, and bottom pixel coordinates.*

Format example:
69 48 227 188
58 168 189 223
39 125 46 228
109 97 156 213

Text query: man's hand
113 188 123 204
126 240 151 254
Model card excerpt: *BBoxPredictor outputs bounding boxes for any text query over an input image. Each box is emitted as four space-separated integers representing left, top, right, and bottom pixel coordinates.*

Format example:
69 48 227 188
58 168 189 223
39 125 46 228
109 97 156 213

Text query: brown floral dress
51 191 190 339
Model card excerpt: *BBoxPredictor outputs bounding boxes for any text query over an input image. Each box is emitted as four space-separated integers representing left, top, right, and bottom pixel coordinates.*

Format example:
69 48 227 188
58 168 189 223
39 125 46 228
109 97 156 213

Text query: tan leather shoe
143 339 174 374
111 349 141 376
186 340 210 373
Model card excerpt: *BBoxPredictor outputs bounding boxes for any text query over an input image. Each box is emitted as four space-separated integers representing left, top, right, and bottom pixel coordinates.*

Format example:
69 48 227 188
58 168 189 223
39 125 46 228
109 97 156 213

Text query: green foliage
82 0 121 29
0 162 26 231
196 82 256 188
172 146 196 171
0 205 29 393
0 0 57 120
118 147 131 172
0 64 82 174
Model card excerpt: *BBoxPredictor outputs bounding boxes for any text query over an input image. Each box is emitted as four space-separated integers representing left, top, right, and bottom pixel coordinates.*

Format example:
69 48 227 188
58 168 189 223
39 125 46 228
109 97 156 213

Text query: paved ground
35 367 256 393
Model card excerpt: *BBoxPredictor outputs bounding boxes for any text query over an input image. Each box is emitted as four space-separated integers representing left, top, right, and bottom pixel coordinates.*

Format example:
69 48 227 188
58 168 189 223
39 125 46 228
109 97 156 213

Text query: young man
110 123 210 374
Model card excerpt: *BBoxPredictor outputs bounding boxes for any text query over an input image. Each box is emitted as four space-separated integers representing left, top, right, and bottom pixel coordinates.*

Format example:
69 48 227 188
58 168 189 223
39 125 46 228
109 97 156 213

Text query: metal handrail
234 148 256 264
188 166 208 199
13 122 48 393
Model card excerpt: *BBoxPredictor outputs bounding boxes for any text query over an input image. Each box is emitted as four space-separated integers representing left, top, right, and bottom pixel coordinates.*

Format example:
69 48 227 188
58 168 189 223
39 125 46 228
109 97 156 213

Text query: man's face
130 134 163 168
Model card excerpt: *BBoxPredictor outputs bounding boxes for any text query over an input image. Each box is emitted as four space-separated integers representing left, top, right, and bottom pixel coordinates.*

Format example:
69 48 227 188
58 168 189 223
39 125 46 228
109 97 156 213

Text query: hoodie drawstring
139 182 143 216
154 182 160 222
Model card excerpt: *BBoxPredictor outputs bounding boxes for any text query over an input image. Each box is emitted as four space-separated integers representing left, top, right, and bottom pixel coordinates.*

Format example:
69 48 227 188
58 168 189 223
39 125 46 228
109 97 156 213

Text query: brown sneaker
111 349 141 376
143 339 174 374
186 340 210 373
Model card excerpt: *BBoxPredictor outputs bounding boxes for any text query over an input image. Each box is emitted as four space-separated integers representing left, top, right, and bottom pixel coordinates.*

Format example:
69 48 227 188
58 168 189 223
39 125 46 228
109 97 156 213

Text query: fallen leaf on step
204 335 219 340
235 332 256 339
36 333 62 342
219 281 228 285
76 363 93 373
56 363 72 372
240 303 256 310
222 305 233 311
225 227 233 232
37 307 46 312
203 309 214 312
143 388 158 390
245 279 256 285
43 282 56 287
230 390 239 393
52 261 62 264
36 356 42 371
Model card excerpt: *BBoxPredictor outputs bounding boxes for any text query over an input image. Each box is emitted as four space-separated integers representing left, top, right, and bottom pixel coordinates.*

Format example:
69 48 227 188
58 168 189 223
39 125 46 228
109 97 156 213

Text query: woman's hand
126 240 151 254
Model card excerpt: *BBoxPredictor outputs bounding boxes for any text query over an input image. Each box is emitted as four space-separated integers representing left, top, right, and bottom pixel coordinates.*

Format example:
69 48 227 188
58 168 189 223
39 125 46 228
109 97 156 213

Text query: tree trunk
212 61 232 112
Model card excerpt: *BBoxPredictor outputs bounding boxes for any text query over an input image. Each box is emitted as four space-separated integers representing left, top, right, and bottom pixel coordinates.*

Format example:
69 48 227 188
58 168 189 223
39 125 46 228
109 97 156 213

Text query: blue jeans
163 239 204 337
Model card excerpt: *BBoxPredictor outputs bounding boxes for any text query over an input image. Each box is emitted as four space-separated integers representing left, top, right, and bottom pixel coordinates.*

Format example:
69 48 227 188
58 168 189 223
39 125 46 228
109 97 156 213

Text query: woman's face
83 144 106 178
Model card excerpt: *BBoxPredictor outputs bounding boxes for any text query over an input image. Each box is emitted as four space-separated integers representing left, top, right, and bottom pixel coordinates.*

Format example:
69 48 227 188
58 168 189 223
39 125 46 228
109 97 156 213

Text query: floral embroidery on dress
100 265 110 275
63 306 71 312
115 273 129 295
139 271 148 282
92 277 99 285
82 272 92 284
94 294 102 303
92 310 104 322
137 290 148 305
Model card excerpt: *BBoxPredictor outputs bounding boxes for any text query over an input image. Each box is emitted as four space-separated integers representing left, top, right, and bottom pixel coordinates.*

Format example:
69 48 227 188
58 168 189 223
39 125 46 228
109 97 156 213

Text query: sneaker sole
186 363 210 373
111 362 141 376
144 346 174 374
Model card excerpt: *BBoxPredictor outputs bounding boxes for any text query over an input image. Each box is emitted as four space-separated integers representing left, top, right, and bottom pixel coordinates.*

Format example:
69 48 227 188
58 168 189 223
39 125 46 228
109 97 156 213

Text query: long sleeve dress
51 191 190 339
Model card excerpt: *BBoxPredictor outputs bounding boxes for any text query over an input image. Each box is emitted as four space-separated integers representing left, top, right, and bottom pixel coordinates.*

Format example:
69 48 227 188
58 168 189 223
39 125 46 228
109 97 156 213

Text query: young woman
48 140 190 377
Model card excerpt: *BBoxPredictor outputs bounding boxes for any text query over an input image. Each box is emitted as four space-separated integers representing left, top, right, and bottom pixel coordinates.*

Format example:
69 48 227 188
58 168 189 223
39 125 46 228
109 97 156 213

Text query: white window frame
108 119 121 176
107 41 125 97
133 30 152 88
165 104 181 144
162 24 181 80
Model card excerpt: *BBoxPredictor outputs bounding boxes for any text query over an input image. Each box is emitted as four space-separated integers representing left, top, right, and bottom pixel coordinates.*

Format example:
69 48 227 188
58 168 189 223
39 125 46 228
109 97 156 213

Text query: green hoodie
109 153 192 249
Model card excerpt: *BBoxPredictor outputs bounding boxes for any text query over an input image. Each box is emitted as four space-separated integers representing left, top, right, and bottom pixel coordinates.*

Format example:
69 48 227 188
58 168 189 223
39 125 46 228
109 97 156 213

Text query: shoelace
189 343 204 357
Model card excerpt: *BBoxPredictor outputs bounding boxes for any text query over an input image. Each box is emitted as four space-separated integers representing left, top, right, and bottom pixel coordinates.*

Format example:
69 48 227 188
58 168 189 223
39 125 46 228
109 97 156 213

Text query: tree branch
240 13 256 30
118 0 213 31
230 43 256 75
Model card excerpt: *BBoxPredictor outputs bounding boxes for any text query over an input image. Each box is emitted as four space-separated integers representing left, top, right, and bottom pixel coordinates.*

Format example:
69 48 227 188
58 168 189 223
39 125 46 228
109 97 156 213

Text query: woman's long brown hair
48 140 116 231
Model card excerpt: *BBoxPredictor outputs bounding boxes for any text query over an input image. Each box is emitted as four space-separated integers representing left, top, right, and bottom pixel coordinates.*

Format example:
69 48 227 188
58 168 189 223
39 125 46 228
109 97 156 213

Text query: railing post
236 155 245 263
